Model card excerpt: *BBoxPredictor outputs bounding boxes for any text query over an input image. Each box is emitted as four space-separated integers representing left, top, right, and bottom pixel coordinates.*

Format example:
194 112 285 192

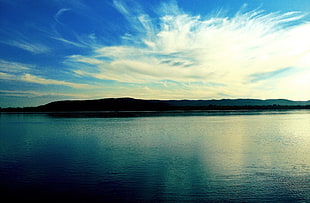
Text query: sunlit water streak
0 110 310 202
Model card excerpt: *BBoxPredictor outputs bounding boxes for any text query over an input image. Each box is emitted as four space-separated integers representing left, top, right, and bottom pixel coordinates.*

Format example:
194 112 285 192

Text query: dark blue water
1 111 310 202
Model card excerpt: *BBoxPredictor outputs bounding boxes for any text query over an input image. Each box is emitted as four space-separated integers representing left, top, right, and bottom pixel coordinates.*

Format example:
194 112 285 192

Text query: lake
1 110 310 202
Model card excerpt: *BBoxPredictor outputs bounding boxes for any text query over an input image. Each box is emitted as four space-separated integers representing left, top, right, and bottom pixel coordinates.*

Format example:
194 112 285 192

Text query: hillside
1 97 310 112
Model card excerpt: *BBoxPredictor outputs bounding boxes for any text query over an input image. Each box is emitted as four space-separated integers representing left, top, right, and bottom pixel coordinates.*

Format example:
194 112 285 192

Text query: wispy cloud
19 73 94 89
45 3 103 49
49 35 87 48
4 40 50 54
0 89 85 98
66 1 310 99
249 67 294 83
54 8 72 24
0 72 95 89
0 59 31 72
0 60 94 89
0 71 12 78
0 25 51 54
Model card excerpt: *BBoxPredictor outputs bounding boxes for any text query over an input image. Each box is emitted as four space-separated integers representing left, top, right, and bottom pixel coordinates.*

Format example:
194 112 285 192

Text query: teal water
0 110 310 202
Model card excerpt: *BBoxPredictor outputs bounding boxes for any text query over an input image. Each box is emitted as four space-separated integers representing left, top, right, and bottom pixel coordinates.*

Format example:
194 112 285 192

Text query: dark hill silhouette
1 97 310 112
36 98 170 111
164 98 310 107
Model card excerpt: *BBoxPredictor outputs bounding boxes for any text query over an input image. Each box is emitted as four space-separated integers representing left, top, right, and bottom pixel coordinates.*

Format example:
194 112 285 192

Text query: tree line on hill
1 98 310 112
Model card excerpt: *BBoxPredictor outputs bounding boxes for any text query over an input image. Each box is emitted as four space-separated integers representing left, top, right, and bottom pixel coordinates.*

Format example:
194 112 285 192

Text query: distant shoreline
1 97 309 113
2 109 309 119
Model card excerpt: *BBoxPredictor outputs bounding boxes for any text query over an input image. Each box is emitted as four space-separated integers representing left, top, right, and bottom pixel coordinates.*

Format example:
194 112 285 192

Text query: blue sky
0 0 309 107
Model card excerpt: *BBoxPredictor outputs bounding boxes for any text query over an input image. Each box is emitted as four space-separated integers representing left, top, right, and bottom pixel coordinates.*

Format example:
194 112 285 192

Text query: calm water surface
0 110 310 202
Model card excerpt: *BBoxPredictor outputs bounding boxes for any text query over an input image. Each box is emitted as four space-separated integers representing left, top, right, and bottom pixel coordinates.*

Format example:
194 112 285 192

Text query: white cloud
69 55 104 65
49 36 87 48
5 40 50 54
0 71 13 79
54 8 72 24
68 2 310 99
0 71 93 89
0 60 94 89
19 73 94 89
0 59 31 72
0 89 86 98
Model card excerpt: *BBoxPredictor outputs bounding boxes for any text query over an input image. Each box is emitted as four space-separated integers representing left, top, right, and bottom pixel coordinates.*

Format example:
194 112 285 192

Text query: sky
0 0 310 107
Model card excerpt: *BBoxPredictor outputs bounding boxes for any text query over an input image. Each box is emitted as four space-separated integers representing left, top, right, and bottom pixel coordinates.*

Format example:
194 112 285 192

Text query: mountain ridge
1 97 310 112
